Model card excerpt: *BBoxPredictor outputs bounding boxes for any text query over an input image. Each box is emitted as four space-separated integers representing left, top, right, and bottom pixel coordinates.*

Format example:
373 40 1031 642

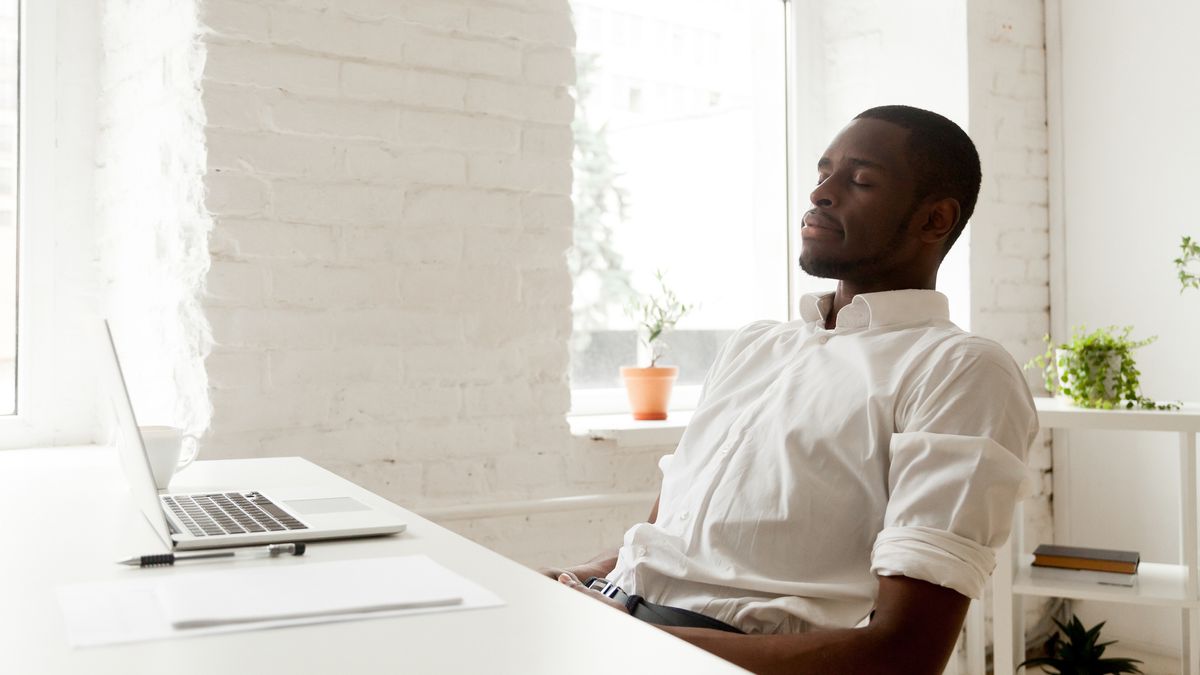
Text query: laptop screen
100 320 174 550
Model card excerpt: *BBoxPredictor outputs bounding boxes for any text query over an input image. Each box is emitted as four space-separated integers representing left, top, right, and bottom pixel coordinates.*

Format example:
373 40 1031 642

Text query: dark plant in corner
1018 615 1143 675
1177 235 1200 292
1027 326 1179 411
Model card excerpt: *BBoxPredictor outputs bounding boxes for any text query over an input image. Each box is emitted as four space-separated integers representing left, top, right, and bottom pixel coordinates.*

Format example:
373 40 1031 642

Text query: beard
798 206 915 280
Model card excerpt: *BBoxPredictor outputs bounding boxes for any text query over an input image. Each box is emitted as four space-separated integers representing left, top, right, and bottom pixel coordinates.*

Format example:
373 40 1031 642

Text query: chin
799 252 849 280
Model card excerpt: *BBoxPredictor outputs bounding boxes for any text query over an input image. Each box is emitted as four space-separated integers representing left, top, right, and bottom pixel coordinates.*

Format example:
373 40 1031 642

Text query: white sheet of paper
57 555 503 648
159 555 465 628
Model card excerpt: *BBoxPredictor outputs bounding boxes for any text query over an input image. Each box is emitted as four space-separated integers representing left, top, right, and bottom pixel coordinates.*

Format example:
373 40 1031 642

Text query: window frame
0 0 55 448
0 0 97 450
567 0 797 417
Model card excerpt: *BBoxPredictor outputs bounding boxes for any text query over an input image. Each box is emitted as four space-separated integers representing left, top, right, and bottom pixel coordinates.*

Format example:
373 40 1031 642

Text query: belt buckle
583 577 627 604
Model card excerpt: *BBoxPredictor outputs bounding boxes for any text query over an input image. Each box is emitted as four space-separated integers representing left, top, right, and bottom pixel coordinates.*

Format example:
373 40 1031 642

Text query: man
545 105 1039 674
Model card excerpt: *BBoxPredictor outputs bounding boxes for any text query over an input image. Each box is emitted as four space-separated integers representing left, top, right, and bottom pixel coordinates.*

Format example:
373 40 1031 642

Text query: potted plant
621 271 692 420
1018 615 1143 674
1027 326 1178 410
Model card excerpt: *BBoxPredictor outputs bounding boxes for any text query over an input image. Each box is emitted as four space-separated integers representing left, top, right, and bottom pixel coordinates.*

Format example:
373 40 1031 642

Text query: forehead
819 118 912 173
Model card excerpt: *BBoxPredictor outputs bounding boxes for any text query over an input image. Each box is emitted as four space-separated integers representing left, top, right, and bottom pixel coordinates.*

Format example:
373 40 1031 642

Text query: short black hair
854 105 981 253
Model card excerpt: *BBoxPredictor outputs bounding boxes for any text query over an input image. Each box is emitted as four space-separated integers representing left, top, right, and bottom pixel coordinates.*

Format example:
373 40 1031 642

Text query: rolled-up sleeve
870 344 1039 599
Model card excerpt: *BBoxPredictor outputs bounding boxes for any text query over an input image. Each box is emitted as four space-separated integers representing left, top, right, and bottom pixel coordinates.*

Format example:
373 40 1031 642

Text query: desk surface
1 447 746 675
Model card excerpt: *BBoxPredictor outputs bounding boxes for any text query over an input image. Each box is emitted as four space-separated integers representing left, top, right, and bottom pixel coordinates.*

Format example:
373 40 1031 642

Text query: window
0 0 16 415
0 0 95 449
569 0 789 412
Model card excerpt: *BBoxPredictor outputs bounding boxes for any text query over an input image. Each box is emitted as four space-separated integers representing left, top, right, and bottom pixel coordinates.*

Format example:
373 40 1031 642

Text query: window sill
568 410 692 448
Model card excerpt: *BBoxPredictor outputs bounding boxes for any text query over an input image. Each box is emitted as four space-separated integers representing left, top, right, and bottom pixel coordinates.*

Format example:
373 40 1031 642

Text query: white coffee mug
140 426 200 490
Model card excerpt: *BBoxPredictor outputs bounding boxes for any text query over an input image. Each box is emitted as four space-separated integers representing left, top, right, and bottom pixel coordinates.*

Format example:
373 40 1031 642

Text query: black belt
583 578 745 634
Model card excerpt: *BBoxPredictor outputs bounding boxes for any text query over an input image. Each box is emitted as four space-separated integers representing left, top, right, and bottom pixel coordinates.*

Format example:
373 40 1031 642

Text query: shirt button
679 511 690 521
818 335 830 344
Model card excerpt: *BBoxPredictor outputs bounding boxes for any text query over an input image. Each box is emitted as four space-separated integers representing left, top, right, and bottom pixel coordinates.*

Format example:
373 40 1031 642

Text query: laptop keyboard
161 492 308 537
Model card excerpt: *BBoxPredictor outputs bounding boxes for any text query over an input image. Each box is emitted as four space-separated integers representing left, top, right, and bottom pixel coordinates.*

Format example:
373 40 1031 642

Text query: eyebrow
817 156 887 171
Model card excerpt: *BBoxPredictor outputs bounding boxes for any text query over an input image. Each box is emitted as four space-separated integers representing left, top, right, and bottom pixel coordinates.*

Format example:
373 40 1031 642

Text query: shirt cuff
870 525 997 599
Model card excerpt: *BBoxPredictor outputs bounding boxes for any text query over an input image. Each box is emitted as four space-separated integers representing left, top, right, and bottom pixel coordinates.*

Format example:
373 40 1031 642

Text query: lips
801 210 843 234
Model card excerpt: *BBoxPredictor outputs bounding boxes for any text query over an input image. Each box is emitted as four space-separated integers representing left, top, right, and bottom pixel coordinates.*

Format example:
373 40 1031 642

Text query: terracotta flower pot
620 366 679 421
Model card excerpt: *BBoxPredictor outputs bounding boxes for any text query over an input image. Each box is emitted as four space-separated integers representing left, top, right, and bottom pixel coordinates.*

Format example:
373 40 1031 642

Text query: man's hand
536 562 608 583
555 571 629 614
537 566 573 581
535 550 621 585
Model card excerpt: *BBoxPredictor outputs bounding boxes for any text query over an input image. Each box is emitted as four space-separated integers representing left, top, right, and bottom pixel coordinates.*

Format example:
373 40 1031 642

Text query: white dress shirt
606 290 1039 634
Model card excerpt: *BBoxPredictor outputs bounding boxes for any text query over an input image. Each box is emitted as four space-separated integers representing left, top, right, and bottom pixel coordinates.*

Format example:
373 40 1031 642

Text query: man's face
799 118 923 282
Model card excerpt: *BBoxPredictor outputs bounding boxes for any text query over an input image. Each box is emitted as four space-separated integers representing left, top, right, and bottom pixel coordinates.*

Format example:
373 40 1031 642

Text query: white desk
0 447 746 674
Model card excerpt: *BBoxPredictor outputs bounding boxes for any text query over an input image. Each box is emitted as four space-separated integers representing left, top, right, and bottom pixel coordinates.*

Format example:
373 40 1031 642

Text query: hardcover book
1032 544 1140 574
1028 564 1137 588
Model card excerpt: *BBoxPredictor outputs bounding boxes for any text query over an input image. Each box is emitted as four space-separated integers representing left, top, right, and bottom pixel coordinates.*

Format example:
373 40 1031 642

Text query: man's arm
539 496 660 581
566 573 967 675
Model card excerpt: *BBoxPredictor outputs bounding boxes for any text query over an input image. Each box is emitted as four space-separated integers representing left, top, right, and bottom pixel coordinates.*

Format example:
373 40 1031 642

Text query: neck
823 271 938 329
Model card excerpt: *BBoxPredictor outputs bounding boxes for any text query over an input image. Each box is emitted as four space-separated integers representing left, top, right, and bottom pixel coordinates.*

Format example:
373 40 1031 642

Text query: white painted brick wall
968 0 1054 638
96 0 212 435
197 0 589 560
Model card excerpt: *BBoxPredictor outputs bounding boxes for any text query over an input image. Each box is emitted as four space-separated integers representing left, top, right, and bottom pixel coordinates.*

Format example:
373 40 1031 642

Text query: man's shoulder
911 325 1026 382
707 320 792 372
726 319 787 347
737 318 784 337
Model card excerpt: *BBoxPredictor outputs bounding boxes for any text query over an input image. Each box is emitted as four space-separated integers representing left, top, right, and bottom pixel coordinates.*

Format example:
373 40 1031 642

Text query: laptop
101 321 407 551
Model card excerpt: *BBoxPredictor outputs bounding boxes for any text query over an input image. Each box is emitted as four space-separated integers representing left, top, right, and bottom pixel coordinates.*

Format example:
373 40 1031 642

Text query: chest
697 331 911 451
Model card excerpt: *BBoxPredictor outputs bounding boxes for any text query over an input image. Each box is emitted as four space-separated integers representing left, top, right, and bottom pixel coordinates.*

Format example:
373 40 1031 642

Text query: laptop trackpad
285 497 370 515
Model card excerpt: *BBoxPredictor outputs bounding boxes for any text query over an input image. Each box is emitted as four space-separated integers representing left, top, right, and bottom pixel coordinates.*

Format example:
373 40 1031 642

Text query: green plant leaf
1019 614 1143 674
1023 326 1180 411
626 270 692 367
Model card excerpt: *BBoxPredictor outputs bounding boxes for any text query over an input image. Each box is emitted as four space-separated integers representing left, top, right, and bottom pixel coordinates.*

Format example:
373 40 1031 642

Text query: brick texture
197 0 584 556
97 0 213 434
968 0 1053 637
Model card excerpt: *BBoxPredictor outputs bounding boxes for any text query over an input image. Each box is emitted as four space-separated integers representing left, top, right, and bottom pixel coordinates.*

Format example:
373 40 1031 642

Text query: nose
810 176 835 208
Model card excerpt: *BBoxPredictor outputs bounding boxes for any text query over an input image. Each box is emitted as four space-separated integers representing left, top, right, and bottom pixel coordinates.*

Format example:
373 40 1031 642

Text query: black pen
117 542 307 567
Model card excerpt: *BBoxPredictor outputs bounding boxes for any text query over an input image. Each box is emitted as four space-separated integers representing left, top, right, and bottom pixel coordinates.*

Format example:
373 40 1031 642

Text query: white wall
97 0 212 437
1054 0 1200 655
965 0 1053 503
193 0 648 564
965 0 1055 639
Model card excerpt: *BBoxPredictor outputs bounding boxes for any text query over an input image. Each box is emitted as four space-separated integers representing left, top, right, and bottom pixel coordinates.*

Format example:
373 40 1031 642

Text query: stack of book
1030 544 1140 587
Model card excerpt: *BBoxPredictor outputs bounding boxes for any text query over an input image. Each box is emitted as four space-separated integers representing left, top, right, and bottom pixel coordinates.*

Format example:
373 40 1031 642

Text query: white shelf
1013 557 1194 608
1035 397 1200 432
995 398 1200 675
568 411 692 448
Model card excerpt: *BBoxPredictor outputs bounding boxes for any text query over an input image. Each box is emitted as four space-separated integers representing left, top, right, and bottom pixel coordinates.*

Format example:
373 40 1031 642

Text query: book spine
1032 556 1138 574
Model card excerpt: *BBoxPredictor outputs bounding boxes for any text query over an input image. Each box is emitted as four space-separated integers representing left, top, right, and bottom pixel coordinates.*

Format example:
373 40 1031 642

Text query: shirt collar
798 290 950 330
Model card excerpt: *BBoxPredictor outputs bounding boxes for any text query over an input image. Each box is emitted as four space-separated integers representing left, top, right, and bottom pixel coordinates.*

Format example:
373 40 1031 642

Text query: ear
913 197 960 245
